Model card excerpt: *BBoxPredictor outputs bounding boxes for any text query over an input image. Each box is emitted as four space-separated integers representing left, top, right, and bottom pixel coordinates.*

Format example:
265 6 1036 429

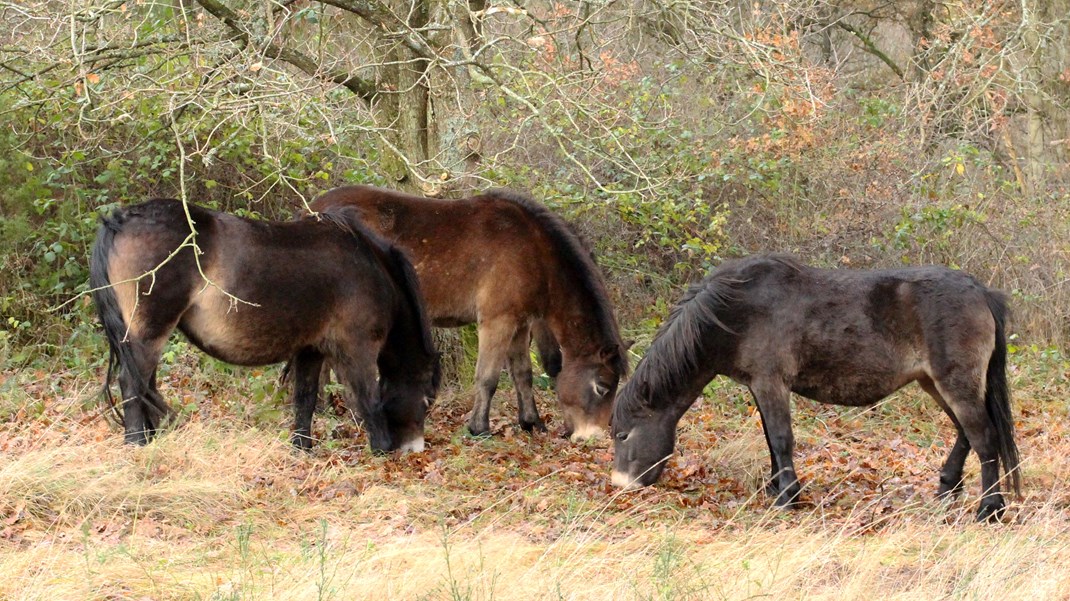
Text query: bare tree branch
193 0 379 103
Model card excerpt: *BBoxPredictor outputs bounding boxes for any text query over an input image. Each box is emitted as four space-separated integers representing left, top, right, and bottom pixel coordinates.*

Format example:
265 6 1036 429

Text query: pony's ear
638 381 652 403
622 339 635 351
599 344 622 361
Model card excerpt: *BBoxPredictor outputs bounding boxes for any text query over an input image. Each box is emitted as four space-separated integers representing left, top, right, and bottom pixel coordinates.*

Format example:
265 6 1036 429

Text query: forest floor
1 349 1069 600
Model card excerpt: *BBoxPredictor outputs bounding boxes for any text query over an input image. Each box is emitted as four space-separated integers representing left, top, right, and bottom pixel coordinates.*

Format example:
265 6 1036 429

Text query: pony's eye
615 430 629 442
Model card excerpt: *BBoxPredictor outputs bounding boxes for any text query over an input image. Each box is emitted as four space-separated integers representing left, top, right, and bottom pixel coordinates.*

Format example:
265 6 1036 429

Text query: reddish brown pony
90 198 441 452
309 185 629 440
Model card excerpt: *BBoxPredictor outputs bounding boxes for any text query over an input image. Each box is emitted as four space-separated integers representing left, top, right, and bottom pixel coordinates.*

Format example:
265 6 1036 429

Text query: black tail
89 209 171 428
532 319 562 378
89 212 128 425
984 289 1021 496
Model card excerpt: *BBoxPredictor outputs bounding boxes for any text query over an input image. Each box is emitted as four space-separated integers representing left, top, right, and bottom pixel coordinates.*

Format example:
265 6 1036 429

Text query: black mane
614 272 738 422
614 255 801 420
320 206 437 359
482 188 629 375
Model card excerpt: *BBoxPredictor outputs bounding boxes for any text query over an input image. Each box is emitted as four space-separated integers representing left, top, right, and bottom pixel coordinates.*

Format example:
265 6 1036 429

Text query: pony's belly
791 369 917 407
178 310 296 367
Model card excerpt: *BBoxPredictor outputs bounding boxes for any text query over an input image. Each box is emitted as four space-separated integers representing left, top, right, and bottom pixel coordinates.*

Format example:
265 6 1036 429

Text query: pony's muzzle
567 419 608 442
611 469 640 490
396 435 426 453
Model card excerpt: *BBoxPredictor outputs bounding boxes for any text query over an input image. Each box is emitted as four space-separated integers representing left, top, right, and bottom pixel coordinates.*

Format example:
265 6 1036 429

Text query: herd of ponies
89 185 1020 522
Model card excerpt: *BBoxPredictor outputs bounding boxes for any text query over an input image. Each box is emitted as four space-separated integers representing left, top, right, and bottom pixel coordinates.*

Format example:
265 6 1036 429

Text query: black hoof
765 479 781 497
937 478 965 499
123 432 149 446
519 418 547 433
769 482 803 508
976 498 1007 523
290 433 314 451
466 423 492 438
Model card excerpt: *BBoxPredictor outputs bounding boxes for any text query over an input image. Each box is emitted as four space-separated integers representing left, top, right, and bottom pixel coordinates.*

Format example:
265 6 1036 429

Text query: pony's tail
532 319 562 378
984 289 1021 497
89 212 127 426
89 209 171 429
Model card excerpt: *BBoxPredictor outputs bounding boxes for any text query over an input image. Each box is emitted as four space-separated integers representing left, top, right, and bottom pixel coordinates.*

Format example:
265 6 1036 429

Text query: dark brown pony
89 198 441 452
309 185 629 440
611 255 1020 522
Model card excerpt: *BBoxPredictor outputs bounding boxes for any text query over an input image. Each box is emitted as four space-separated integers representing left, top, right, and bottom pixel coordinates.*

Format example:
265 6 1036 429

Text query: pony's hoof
770 484 803 509
519 418 547 433
290 434 314 452
765 480 780 498
937 478 965 499
123 432 149 446
466 423 492 438
976 498 1007 523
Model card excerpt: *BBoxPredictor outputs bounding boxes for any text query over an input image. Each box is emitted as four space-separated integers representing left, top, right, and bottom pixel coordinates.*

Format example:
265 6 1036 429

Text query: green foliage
889 203 984 265
0 85 389 367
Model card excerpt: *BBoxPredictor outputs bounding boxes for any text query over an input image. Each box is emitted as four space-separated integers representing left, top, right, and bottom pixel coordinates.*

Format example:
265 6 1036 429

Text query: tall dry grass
1 357 1069 600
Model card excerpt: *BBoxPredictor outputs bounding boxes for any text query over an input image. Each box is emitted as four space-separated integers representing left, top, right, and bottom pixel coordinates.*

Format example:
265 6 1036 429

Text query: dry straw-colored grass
2 359 1069 600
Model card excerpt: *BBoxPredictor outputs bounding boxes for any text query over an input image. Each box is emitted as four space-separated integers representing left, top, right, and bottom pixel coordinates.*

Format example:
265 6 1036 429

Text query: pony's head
556 343 628 441
377 351 442 453
609 379 679 489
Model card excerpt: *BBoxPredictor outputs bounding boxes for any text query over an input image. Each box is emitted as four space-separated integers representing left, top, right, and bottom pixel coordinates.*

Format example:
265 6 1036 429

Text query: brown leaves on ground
2 357 1069 554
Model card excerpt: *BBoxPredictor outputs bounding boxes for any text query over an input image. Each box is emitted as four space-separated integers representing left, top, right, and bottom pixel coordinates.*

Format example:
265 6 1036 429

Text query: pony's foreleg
749 380 802 507
507 325 546 433
756 400 784 497
468 318 514 436
336 352 393 453
289 349 325 450
532 319 562 379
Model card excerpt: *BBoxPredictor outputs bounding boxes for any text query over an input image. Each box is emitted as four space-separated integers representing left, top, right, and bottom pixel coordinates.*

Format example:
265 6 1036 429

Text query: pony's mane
318 207 436 359
613 254 803 419
613 277 737 420
480 189 629 374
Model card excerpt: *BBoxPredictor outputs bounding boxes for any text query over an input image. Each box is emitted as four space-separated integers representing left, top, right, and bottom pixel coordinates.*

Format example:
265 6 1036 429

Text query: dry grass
1 353 1069 601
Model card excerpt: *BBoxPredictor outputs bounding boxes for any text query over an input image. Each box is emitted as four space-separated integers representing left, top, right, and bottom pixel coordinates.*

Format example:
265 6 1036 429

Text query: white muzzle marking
611 469 637 489
397 436 425 453
569 422 607 442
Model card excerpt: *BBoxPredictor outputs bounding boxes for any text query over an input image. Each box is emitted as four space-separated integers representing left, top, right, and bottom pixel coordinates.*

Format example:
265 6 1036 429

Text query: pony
308 185 629 440
611 254 1020 521
89 198 441 452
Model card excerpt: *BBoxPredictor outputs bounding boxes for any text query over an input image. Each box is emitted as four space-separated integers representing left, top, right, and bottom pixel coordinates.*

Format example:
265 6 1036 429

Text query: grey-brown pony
611 255 1020 522
309 185 629 440
90 198 441 452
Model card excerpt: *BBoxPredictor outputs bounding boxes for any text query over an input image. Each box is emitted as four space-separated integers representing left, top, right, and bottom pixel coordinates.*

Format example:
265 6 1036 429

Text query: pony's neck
546 303 617 357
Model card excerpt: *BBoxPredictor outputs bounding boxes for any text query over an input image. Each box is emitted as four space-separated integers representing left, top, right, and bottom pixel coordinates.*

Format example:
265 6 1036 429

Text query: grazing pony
309 185 629 440
90 198 441 452
611 255 1020 521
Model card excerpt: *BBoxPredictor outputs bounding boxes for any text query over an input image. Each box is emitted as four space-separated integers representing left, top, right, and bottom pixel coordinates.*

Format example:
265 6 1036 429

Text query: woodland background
2 0 1069 365
1 2 1070 599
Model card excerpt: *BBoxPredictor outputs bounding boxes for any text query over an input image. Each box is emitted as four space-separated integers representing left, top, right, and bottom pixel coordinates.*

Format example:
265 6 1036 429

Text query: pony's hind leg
508 325 546 433
930 372 1005 521
116 338 167 445
919 377 971 499
289 348 325 450
749 379 802 507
